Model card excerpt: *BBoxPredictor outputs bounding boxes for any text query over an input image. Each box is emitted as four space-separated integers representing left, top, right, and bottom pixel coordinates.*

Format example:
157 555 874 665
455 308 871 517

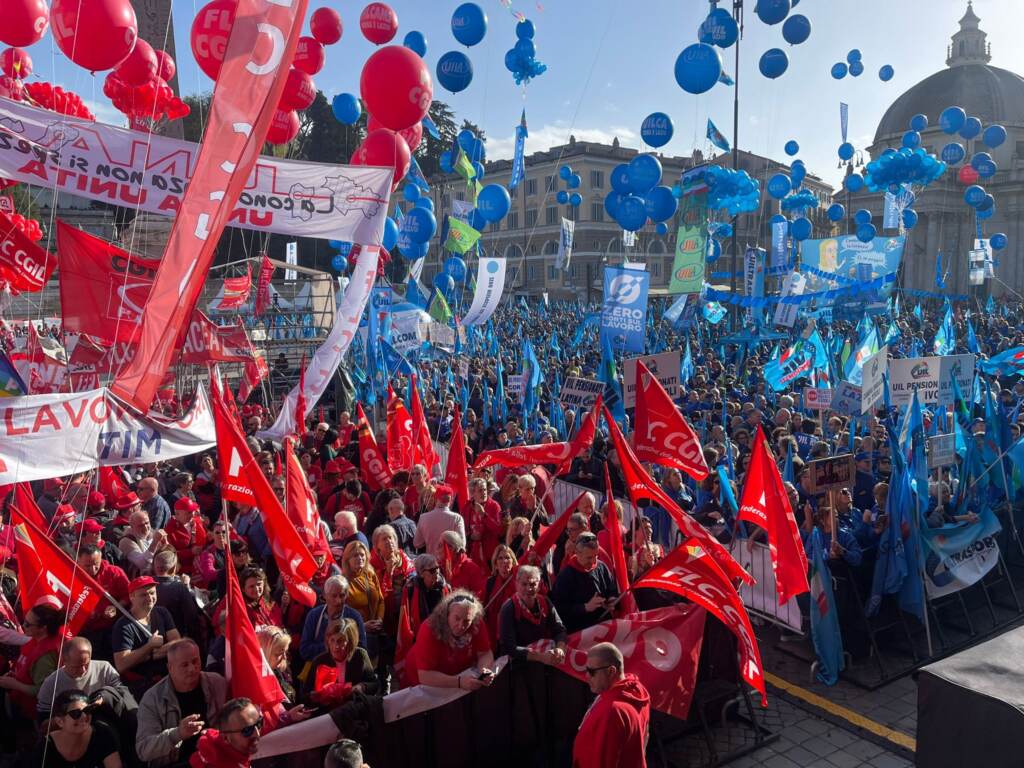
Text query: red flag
254 254 274 316
294 353 308 438
26 323 66 394
386 385 415 472
632 360 709 481
180 314 257 365
737 425 810 604
444 406 469 510
603 465 638 616
393 592 415 675
529 605 706 719
283 437 322 549
0 210 56 294
554 394 602 476
522 492 585 565
110 0 309 412
11 483 48 531
238 355 269 403
218 265 253 311
634 542 766 703
98 467 131 503
602 405 751 585
356 403 391 492
211 384 318 607
409 374 438 473
225 544 285 709
9 509 107 637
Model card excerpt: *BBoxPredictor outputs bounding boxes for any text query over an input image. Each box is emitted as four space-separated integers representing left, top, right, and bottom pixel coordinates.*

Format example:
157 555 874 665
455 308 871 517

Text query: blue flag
680 338 695 385
600 333 626 428
783 442 794 484
493 357 508 425
510 109 528 191
421 114 441 139
406 156 431 192
406 276 429 309
844 326 879 386
935 252 945 289
977 346 1024 376
933 302 954 355
706 118 731 152
966 317 980 354
380 339 415 376
809 527 845 685
985 294 995 314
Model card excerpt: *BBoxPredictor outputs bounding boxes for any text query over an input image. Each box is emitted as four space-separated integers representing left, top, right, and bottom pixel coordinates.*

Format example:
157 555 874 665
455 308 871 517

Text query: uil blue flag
933 303 954 355
600 266 650 354
680 338 695 385
809 528 845 685
406 156 430 192
706 119 731 152
510 109 528 191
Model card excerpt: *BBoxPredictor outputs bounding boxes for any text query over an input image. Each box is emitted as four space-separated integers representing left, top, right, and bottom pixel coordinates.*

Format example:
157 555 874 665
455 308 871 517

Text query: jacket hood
607 673 650 711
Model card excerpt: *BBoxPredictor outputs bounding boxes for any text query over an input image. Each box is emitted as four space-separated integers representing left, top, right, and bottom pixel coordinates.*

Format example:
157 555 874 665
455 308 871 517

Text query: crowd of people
0 294 1021 768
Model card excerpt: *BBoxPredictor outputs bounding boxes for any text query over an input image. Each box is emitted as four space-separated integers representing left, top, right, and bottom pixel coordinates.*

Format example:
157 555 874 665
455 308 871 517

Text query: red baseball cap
76 518 104 534
114 492 141 511
434 484 454 496
54 504 76 524
87 491 106 511
128 576 157 594
174 497 200 514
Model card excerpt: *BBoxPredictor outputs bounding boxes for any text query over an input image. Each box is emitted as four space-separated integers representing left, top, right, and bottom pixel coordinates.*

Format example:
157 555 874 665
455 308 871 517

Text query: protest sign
927 433 957 469
622 351 681 408
773 272 806 328
830 381 862 416
600 266 650 354
887 354 975 409
803 387 832 411
860 345 889 414
808 454 855 494
560 377 604 409
507 374 524 400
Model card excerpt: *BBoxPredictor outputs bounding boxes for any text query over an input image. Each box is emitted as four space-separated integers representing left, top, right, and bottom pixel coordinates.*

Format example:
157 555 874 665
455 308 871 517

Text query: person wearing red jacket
165 497 208 577
190 698 263 768
573 642 651 768
439 530 487 599
465 477 505 568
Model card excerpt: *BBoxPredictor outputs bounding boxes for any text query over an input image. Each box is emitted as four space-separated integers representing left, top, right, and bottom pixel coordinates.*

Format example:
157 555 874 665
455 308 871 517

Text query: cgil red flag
603 464 638 616
602 405 751 586
409 374 439 474
386 385 416 472
211 384 318 607
0 210 56 294
218 265 253 311
238 355 269 403
633 541 766 704
254 254 275 317
356 403 391 492
11 482 48 532
521 492 585 565
737 425 810 604
444 406 470 511
632 360 709 481
283 437 323 550
294 353 308 438
224 543 285 710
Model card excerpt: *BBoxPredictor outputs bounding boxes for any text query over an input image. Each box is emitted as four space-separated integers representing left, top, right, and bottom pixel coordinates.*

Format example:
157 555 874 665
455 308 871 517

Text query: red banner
409 374 438 472
0 211 56 294
632 360 709 481
530 605 706 720
254 254 274 316
633 543 766 703
111 0 309 411
554 395 601 476
218 265 252 311
386 386 415 472
356 403 391 492
238 355 268 403
283 437 322 549
180 314 257 364
444 406 469 510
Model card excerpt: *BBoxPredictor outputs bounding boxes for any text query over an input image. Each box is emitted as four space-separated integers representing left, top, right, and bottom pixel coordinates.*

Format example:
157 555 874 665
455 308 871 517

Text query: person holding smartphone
401 591 494 690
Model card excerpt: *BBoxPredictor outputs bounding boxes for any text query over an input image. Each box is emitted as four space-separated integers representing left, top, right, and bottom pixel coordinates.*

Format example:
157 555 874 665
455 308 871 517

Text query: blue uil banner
600 266 650 354
919 507 1001 598
801 235 905 297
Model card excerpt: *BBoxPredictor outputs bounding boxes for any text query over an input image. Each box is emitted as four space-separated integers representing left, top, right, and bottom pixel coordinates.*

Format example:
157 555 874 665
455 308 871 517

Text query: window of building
547 265 558 280
545 175 556 192
570 263 579 279
528 264 538 281
526 178 537 196
546 207 559 225
590 170 603 189
508 210 519 229
455 191 465 201
590 203 604 222
651 261 661 277
566 205 579 222
544 240 558 255
526 209 538 226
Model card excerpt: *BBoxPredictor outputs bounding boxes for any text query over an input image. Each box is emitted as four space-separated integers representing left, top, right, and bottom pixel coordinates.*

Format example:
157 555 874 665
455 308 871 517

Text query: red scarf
567 554 598 573
189 729 251 768
512 593 548 626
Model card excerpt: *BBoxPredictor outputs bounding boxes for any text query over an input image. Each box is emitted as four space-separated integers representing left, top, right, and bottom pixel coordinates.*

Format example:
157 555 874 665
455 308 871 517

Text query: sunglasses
63 704 98 720
223 716 264 737
585 665 611 677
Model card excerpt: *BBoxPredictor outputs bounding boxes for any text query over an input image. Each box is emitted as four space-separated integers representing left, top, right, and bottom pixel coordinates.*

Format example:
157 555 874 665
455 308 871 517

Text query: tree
179 93 212 143
460 118 485 142
417 100 458 176
293 92 365 164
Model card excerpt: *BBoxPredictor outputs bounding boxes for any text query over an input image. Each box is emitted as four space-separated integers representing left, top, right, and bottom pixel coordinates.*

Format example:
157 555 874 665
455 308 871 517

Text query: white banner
860 345 889 414
428 322 455 350
0 387 216 484
555 217 574 271
461 256 506 326
803 387 832 411
887 354 976 409
390 309 427 354
0 97 392 244
830 381 862 416
260 247 380 440
773 272 806 328
622 351 681 408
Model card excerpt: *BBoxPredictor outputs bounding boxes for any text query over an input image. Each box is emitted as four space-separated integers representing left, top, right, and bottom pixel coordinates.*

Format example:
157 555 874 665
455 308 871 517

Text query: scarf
512 593 548 626
567 554 598 573
189 730 250 768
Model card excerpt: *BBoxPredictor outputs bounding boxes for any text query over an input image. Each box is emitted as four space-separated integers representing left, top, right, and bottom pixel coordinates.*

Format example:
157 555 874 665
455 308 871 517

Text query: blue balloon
398 239 429 260
902 131 921 149
558 165 572 181
941 142 966 164
674 43 723 95
337 242 352 256
784 140 800 156
831 62 848 79
847 49 862 63
570 192 582 207
641 112 674 148
756 0 791 25
472 161 486 181
415 196 434 212
403 31 427 57
827 203 845 222
791 217 812 241
611 164 631 194
556 190 569 204
879 64 894 82
964 185 986 207
975 157 997 179
616 194 647 232
444 256 467 283
849 60 864 77
699 8 739 48
331 93 361 125
767 173 792 199
466 137 486 163
437 51 473 92
910 113 928 132
759 48 788 79
781 14 811 45
655 222 669 236
403 184 420 203
383 217 399 251
902 209 918 229
838 142 854 161
856 223 876 243
568 173 581 189
790 160 806 188
403 207 437 243
440 151 454 173
844 173 865 192
939 106 966 134
644 186 677 222
433 272 455 293
854 208 872 225
604 192 624 220
769 214 787 226
503 48 523 74
706 238 722 263
959 116 982 139
514 37 535 60
983 125 1007 148
468 208 488 231
990 232 1008 250
628 154 663 194
451 3 487 46
971 151 993 171
331 254 347 272
457 129 476 151
515 19 534 39
977 197 995 218
328 239 342 250
714 222 734 238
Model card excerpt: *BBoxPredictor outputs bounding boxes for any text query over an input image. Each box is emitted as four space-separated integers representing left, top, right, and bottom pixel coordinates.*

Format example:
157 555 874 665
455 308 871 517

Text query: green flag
454 149 477 181
444 217 481 254
428 291 453 324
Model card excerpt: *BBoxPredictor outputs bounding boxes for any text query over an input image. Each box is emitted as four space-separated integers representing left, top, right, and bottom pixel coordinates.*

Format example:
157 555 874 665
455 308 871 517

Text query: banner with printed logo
921 508 1001 598
461 256 506 327
600 266 650 354
555 217 574 271
886 354 975 410
743 247 766 325
668 192 707 295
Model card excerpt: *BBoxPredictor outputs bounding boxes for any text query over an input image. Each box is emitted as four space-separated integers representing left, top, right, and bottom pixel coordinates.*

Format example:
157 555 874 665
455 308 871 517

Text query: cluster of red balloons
23 82 95 120
0 47 32 80
103 45 189 127
50 0 139 73
7 212 43 242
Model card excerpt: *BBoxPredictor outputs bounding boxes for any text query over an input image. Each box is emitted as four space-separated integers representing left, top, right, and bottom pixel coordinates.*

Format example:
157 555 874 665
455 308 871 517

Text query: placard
887 354 976 409
927 433 957 469
830 381 862 416
560 377 604 409
860 345 889 414
804 387 832 411
507 374 524 400
808 454 855 494
622 351 681 408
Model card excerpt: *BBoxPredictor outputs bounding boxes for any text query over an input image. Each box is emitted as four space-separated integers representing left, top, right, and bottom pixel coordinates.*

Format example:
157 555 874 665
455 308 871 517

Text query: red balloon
278 67 316 112
155 50 176 82
359 46 432 131
359 3 398 45
51 0 138 72
0 0 49 48
293 36 325 75
958 165 980 186
266 110 300 145
0 75 24 101
310 7 343 45
351 128 410 189
0 48 32 80
368 114 423 152
190 0 236 81
116 38 158 86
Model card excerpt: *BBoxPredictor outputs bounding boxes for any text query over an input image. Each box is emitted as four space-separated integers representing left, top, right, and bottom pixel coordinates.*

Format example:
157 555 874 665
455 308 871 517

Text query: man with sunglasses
572 642 650 768
190 698 263 768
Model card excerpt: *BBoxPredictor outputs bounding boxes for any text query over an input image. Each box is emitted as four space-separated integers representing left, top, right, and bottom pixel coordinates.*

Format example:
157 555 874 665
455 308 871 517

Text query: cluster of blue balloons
602 154 677 232
831 49 865 79
641 112 674 148
780 188 819 213
937 106 1006 179
328 240 353 272
555 164 583 207
698 7 738 48
675 43 723 95
505 19 546 86
451 3 486 46
705 165 761 216
331 93 361 125
863 147 946 193
963 184 994 213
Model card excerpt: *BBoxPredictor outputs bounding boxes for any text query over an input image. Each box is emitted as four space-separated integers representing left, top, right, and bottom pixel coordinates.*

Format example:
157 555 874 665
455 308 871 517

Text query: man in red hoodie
572 642 651 768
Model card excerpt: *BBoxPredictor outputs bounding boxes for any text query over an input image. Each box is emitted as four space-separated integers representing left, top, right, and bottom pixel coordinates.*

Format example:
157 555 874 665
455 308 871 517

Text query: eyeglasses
223 716 264 737
62 705 97 720
585 665 611 677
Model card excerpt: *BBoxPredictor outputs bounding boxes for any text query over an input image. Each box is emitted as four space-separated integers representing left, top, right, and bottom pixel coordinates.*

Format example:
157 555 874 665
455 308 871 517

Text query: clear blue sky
17 0 1024 189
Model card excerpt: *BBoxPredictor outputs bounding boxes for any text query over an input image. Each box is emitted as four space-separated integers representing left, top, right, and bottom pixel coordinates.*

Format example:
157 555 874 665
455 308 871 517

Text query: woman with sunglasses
33 689 121 768
1 603 63 720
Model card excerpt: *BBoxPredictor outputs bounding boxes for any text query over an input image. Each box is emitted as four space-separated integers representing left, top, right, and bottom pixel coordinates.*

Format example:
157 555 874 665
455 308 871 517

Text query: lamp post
729 0 744 329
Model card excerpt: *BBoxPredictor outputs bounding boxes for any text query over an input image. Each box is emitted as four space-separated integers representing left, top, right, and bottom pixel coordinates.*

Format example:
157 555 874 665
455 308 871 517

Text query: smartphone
477 670 493 681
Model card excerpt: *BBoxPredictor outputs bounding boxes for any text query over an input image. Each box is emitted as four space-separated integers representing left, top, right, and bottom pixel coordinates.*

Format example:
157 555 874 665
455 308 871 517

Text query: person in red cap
165 497 208 577
317 460 345 508
112 576 181 698
414 484 466 561
51 504 78 554
572 642 651 768
75 542 130 656
86 490 113 526
35 476 65 522
77 517 126 570
105 491 143 544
